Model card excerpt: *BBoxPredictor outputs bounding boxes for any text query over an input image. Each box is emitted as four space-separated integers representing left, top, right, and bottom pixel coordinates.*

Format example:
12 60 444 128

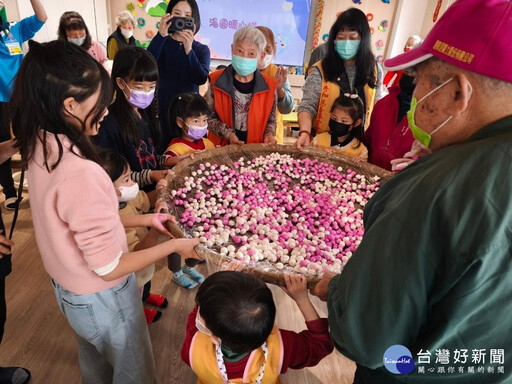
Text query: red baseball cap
384 0 512 82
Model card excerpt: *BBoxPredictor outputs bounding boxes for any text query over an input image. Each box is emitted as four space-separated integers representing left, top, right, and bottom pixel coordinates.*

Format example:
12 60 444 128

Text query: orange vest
260 65 284 144
207 67 277 147
189 327 284 384
313 62 376 134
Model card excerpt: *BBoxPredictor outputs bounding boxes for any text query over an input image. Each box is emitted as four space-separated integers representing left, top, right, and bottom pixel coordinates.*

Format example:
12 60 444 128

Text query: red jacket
207 66 276 146
364 86 414 171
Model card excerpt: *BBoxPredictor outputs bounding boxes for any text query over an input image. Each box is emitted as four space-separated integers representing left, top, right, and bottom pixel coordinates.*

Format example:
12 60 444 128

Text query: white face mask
67 36 86 46
120 28 133 40
259 54 273 70
195 312 212 336
117 183 139 202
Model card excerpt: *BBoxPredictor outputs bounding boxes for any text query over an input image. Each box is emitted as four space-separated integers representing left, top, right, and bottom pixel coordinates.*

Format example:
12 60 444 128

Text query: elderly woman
296 8 381 150
107 10 136 59
207 26 277 146
57 11 107 64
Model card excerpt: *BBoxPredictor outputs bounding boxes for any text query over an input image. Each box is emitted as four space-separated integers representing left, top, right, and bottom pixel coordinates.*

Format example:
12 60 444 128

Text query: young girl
164 92 212 289
10 39 200 383
164 92 214 167
94 46 171 204
99 151 169 324
312 93 368 160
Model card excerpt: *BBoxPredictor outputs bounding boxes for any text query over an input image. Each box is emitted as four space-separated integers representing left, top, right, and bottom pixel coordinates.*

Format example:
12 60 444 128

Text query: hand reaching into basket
281 274 319 323
220 260 246 272
310 271 338 302
228 132 245 146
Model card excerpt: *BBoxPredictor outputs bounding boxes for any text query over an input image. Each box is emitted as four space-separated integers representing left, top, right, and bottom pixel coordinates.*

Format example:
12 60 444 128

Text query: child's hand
164 154 195 167
154 197 169 214
281 273 309 303
172 238 202 260
150 169 173 183
149 213 176 237
220 260 245 272
352 155 366 163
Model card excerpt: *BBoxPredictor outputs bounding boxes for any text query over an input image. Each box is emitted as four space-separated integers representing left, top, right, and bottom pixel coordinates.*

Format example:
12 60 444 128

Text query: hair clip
343 93 359 99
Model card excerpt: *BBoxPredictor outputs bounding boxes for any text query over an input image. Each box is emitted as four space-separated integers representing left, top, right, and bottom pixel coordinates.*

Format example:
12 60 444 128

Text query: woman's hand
148 213 176 237
0 231 13 259
296 131 311 150
263 135 277 145
220 260 245 272
173 28 194 54
158 14 173 37
228 133 244 145
172 238 202 260
150 169 174 183
274 65 288 93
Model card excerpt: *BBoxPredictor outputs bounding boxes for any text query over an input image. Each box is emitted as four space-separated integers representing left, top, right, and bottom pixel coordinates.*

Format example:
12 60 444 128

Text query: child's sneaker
144 307 162 324
144 293 168 308
182 265 205 283
172 270 198 289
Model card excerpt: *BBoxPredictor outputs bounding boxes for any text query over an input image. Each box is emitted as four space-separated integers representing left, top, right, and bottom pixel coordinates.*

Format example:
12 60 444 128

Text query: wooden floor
0 191 356 384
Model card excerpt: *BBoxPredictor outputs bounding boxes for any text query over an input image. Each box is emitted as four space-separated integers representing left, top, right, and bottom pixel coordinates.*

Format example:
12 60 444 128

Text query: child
181 262 334 382
164 92 214 289
10 39 200 383
164 92 214 168
99 151 170 323
312 93 368 160
94 46 171 205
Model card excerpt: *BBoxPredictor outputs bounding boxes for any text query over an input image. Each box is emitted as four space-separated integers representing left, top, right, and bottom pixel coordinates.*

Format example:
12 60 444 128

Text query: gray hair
116 10 136 28
233 26 266 53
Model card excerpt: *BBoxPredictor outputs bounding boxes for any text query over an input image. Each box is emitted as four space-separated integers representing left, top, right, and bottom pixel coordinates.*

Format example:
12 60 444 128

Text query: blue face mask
231 54 257 76
335 40 360 60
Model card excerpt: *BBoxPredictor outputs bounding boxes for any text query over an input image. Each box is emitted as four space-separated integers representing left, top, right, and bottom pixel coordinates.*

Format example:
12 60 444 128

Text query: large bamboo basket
162 144 392 288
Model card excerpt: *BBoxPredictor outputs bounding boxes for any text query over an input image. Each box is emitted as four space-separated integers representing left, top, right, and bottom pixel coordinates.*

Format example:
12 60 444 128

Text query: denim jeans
52 273 156 384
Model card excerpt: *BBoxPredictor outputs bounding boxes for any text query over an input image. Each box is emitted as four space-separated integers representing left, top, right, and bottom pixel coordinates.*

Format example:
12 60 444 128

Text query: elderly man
312 0 512 382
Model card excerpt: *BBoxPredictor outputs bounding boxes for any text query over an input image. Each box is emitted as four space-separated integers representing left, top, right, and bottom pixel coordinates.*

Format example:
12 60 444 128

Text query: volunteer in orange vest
255 26 295 144
206 26 278 146
296 8 382 150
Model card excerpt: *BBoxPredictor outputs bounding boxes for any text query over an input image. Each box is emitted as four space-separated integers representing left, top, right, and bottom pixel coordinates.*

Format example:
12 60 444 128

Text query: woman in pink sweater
9 39 200 384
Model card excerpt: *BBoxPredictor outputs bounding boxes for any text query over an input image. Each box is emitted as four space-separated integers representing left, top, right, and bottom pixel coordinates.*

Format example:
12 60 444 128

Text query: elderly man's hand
263 135 277 145
228 133 244 145
390 140 432 171
310 271 337 301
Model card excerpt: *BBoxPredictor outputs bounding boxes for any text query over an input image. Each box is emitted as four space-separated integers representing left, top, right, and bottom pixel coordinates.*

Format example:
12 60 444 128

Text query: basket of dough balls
161 144 392 288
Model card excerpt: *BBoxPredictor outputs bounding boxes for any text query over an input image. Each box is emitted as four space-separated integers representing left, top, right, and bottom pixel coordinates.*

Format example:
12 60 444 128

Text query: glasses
344 93 359 99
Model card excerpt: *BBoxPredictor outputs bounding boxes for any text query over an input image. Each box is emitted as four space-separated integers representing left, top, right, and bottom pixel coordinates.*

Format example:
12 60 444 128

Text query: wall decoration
137 17 146 28
147 0 167 17
146 30 154 38
378 20 389 32
311 0 325 50
375 39 384 51
126 2 135 12
381 0 390 3
376 55 383 63
352 0 362 4
367 13 374 22
370 26 375 35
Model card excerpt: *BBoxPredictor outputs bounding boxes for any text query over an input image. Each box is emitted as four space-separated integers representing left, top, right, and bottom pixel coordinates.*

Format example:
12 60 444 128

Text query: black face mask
329 119 351 138
399 74 415 97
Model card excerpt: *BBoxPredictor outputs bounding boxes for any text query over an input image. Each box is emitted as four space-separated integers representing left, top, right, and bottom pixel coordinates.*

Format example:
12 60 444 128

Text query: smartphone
168 16 194 33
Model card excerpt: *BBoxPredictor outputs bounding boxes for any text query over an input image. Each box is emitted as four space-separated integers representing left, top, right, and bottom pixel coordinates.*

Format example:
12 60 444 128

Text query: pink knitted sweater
28 133 127 294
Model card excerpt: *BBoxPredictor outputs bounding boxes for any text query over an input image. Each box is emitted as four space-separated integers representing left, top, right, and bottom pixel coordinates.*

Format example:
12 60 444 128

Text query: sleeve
297 67 322 120
94 40 108 64
277 78 295 115
181 305 200 366
147 33 166 60
203 139 215 150
56 170 125 271
139 191 151 214
264 91 278 137
374 63 385 103
187 43 211 85
131 169 152 187
123 227 139 252
326 211 435 369
279 319 334 373
107 38 118 60
206 84 232 140
17 15 45 42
